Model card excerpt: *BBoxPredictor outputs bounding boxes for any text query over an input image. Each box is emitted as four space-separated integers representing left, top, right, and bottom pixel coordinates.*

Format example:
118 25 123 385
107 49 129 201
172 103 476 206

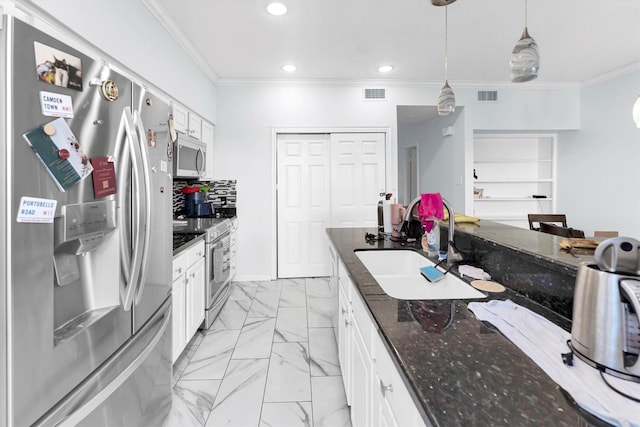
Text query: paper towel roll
391 204 405 237
383 200 392 233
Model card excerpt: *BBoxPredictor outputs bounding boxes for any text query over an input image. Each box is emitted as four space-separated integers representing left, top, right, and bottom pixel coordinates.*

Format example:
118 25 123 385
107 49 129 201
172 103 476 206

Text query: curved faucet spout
396 196 462 267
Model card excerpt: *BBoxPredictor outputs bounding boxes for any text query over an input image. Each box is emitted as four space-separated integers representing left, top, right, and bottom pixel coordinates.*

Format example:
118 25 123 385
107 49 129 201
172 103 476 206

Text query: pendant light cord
525 0 528 28
444 5 449 80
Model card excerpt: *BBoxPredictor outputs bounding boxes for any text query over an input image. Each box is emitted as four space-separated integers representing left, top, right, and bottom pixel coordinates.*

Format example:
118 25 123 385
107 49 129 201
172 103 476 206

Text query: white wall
397 108 466 210
216 83 580 280
11 0 216 121
557 70 640 237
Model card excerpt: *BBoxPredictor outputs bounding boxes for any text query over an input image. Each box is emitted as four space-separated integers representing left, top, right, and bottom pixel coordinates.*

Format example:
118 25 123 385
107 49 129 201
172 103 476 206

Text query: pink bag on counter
418 193 444 232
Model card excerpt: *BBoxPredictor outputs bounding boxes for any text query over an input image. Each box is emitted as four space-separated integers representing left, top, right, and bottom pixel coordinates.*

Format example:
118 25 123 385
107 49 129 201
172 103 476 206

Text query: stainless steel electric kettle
570 237 640 382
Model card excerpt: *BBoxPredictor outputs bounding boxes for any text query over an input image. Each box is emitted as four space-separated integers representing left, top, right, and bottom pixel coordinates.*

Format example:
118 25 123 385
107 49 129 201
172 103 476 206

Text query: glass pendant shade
437 6 454 116
437 81 455 116
633 95 640 128
431 0 457 5
510 27 539 82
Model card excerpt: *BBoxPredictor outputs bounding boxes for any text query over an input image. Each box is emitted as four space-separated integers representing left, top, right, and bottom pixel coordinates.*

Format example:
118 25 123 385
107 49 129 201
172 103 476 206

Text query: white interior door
277 132 386 279
277 134 331 278
331 133 386 228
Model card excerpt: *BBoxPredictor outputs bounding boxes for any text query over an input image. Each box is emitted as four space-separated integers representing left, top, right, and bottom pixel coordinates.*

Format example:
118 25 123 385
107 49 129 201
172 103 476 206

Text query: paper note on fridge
23 117 93 192
16 196 57 223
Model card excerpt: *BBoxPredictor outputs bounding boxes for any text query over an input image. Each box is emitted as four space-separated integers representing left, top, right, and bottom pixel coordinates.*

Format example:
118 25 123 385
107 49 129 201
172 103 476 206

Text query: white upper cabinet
172 103 189 135
188 113 202 140
172 103 206 142
201 120 215 179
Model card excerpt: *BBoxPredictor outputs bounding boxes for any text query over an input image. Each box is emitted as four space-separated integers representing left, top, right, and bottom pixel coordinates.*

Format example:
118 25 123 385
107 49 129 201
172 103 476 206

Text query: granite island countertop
327 225 608 427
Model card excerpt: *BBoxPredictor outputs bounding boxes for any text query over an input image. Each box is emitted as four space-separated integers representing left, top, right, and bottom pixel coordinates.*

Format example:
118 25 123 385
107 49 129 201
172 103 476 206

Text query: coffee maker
182 186 212 217
570 237 640 382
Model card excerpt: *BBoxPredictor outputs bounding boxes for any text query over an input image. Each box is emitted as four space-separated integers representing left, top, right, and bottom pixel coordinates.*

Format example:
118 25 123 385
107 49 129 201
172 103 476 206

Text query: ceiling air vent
363 88 386 101
477 90 498 102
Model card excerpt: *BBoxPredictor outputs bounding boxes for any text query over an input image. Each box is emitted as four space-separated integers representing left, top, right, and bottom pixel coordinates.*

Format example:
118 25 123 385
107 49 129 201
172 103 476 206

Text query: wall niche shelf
473 134 557 229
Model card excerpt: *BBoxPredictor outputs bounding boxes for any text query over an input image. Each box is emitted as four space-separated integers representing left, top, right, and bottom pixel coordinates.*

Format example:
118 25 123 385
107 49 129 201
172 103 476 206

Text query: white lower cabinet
171 275 186 363
172 240 205 363
373 332 425 427
337 277 352 405
337 257 427 427
351 318 373 427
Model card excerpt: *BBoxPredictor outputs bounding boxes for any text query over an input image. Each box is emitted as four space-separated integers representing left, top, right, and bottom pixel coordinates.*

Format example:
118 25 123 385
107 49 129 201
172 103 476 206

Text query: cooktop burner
172 233 200 251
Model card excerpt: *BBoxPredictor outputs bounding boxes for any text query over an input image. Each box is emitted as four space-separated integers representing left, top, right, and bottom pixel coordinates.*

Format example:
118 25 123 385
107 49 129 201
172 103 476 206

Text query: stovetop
172 233 201 251
173 217 233 239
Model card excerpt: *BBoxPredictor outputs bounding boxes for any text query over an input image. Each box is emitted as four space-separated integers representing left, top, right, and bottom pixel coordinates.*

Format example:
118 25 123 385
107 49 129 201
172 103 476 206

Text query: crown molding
581 62 640 88
142 0 219 84
215 77 580 91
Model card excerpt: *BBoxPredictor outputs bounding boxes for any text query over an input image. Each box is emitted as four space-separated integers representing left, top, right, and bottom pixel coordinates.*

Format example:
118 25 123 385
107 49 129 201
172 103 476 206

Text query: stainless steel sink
354 250 486 300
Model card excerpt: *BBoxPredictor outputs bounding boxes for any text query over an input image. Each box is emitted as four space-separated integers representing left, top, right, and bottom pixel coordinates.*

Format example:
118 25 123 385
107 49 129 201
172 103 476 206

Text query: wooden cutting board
559 238 599 249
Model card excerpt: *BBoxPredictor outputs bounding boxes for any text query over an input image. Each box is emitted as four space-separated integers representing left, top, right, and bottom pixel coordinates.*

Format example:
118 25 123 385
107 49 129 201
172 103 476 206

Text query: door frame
403 144 419 206
271 127 392 280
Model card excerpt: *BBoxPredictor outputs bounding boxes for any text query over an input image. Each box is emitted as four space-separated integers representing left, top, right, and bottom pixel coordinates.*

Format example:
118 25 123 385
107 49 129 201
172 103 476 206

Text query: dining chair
528 214 567 231
539 222 585 238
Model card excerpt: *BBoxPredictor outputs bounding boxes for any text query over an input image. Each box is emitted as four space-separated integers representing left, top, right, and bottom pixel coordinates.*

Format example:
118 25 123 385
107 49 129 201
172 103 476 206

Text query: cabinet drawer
172 252 188 282
338 259 351 298
373 331 425 427
187 240 205 266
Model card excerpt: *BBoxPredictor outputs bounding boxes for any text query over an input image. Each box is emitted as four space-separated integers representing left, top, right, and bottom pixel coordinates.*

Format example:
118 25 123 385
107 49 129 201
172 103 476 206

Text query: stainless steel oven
203 220 232 329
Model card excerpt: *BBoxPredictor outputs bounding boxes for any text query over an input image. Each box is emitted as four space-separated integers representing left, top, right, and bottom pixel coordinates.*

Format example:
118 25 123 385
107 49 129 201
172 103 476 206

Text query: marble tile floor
164 278 352 427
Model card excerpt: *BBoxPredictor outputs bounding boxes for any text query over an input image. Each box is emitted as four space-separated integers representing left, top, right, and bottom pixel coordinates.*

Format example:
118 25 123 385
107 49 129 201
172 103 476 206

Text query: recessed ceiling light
267 2 287 16
378 65 394 73
282 64 296 72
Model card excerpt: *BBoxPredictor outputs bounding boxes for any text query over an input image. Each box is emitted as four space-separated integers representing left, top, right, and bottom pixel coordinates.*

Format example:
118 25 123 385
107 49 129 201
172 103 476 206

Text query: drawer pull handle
380 379 393 397
344 319 352 327
176 267 182 274
341 308 348 315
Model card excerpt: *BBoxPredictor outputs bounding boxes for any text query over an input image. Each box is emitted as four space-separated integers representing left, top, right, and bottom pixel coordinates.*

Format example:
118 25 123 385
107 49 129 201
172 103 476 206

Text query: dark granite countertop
327 224 608 427
172 233 205 257
449 220 597 270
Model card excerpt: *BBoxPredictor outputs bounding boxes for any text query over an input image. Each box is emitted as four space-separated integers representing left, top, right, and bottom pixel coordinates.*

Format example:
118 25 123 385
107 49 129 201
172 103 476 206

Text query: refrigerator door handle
132 109 153 305
117 107 141 310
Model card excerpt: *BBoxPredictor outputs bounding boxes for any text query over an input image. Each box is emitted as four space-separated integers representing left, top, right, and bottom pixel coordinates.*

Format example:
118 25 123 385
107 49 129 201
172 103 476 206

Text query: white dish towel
467 300 640 427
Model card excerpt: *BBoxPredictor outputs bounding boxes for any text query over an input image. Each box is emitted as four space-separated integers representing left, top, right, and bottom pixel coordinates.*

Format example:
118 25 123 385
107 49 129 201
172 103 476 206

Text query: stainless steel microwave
174 134 206 178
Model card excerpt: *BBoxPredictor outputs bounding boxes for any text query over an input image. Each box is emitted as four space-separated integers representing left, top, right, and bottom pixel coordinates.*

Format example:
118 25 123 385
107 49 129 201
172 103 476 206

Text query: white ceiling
149 0 640 86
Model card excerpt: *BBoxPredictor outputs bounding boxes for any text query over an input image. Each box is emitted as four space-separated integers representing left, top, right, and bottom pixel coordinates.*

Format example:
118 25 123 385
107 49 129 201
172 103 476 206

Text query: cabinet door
172 104 189 134
172 276 187 363
188 113 202 140
374 332 425 427
375 376 400 427
351 320 372 427
337 281 352 405
186 258 205 338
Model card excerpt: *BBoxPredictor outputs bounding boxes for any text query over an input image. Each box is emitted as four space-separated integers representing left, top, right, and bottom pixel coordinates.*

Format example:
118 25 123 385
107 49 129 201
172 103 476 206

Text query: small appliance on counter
570 237 640 382
182 186 212 217
214 207 237 218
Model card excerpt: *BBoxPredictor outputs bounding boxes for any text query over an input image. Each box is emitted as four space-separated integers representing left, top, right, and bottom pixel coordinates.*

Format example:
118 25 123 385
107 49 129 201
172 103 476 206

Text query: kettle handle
594 237 640 275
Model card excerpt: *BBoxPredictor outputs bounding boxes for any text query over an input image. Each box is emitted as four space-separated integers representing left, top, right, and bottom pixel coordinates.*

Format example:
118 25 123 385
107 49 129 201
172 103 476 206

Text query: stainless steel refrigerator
0 16 173 426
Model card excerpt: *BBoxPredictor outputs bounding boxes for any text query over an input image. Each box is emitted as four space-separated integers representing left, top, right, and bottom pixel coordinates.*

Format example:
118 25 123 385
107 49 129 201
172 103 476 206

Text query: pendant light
431 0 457 5
510 0 539 82
437 5 455 116
633 95 640 128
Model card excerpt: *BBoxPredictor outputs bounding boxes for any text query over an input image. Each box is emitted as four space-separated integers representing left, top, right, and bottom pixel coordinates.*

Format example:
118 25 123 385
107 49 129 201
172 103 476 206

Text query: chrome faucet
396 196 463 267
